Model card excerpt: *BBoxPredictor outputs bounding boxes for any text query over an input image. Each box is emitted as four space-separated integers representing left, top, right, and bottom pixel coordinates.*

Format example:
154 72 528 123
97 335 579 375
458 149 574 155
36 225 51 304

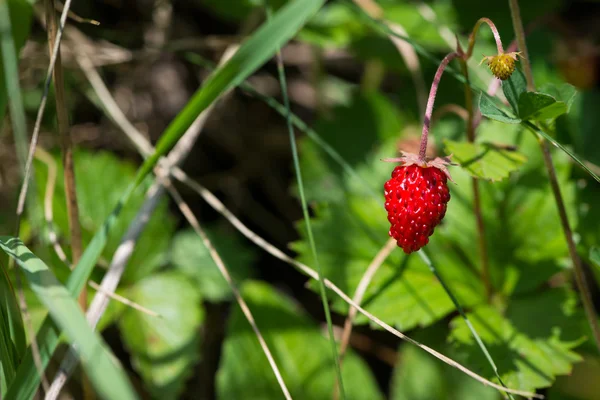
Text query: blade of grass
170 168 540 399
183 52 381 201
9 0 327 395
264 1 345 397
134 0 326 184
417 250 514 400
73 58 538 397
0 1 44 393
0 237 137 400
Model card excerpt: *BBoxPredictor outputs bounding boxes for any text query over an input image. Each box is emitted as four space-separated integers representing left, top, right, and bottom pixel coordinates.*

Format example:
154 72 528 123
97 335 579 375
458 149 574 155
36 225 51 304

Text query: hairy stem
508 0 600 352
465 17 504 59
508 0 534 90
419 52 459 159
459 59 492 299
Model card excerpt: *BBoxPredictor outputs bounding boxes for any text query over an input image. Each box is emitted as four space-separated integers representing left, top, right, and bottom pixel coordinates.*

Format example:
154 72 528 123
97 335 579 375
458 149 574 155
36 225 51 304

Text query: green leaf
444 139 527 181
217 281 383 399
539 82 577 112
518 92 568 121
119 271 203 399
478 93 521 124
0 237 138 400
502 67 527 114
449 289 586 393
390 336 497 400
171 228 254 301
590 247 600 268
294 140 485 331
11 1 326 394
35 151 176 282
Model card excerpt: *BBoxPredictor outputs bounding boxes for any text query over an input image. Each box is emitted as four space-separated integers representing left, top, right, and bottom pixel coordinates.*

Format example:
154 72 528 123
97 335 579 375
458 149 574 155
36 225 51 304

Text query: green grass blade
135 0 326 185
183 52 381 201
0 0 31 376
0 237 137 400
7 183 137 400
417 250 514 400
264 1 345 397
525 121 600 183
8 0 326 394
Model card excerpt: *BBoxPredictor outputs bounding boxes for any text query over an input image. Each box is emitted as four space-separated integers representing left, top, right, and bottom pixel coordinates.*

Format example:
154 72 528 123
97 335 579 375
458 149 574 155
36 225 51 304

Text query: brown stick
45 0 84 308
45 0 90 398
508 0 600 352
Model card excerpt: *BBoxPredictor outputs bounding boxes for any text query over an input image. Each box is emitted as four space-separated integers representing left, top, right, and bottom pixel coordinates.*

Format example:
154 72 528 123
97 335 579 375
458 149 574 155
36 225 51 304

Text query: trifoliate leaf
449 289 585 393
119 271 203 399
444 139 527 181
216 281 383 399
171 228 254 302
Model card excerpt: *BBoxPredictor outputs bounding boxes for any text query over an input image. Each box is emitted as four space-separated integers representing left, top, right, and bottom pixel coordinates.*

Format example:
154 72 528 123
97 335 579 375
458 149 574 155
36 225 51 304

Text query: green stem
417 250 514 400
264 3 346 398
508 0 534 90
508 0 600 352
459 59 492 300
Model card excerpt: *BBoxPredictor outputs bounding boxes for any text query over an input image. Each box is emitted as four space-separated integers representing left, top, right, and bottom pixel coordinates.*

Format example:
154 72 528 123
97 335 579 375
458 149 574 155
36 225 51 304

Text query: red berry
384 158 451 254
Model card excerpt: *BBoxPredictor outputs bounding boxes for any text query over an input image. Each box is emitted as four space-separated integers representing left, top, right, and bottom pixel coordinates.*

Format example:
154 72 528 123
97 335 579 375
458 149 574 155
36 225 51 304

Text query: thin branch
165 183 292 400
34 148 162 319
508 0 600 353
16 0 74 228
73 24 538 397
338 238 396 362
171 167 541 400
46 41 238 400
45 0 86 313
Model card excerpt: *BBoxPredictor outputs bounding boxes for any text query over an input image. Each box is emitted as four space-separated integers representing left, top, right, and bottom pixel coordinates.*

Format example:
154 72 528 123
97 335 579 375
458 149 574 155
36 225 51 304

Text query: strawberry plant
1 0 599 399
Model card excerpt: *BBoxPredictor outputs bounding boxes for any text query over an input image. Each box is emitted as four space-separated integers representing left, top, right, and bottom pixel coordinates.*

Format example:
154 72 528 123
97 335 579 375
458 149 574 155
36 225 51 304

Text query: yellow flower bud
480 52 522 80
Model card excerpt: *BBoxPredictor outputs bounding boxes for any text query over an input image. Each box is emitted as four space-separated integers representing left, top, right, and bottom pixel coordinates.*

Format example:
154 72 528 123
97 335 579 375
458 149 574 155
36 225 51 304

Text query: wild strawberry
383 152 452 254
480 52 522 80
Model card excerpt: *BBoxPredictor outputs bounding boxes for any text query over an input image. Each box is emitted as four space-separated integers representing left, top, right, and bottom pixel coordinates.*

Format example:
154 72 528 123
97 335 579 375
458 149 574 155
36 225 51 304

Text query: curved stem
466 17 504 59
419 52 460 159
508 0 534 90
508 0 600 352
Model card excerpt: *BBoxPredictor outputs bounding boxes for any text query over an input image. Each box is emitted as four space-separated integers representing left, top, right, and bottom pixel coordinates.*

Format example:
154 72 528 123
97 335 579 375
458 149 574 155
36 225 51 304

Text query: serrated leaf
502 67 527 114
449 289 585 393
479 93 521 124
294 141 485 332
444 139 527 181
171 228 254 301
217 281 383 399
119 271 203 399
518 92 567 121
391 338 497 400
